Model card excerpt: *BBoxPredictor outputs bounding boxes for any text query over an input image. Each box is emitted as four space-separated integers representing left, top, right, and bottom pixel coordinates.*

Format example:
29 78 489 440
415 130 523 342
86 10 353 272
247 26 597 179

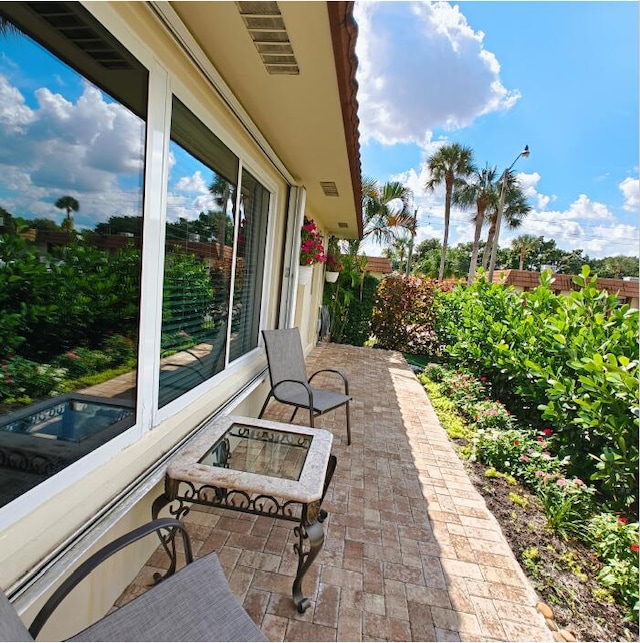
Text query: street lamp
487 145 530 283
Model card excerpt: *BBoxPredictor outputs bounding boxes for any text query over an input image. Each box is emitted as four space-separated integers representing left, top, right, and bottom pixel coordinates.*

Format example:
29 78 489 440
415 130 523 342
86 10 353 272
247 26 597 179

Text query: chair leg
258 392 273 419
345 401 351 446
289 407 299 423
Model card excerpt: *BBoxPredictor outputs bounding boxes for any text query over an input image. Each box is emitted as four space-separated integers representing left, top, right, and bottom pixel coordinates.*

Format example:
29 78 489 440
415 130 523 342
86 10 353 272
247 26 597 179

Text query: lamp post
487 145 530 283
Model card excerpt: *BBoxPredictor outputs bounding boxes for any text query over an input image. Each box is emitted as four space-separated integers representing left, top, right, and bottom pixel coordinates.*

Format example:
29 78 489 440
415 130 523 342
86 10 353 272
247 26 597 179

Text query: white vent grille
236 2 299 75
320 181 339 197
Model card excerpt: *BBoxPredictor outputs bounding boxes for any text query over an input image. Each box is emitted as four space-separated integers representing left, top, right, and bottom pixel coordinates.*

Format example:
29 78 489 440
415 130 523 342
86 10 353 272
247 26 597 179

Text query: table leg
292 519 324 613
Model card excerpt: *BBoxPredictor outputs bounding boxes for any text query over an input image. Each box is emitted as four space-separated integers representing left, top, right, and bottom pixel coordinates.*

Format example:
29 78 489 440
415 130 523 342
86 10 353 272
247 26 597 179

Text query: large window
0 3 147 507
159 98 270 407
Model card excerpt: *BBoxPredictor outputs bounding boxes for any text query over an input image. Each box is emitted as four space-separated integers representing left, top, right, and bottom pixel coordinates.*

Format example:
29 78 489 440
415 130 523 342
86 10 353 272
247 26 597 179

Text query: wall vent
320 181 339 197
236 2 299 75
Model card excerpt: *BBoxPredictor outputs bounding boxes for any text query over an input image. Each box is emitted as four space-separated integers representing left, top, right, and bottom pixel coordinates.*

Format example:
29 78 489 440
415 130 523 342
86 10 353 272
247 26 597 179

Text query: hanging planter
325 271 339 283
298 264 313 285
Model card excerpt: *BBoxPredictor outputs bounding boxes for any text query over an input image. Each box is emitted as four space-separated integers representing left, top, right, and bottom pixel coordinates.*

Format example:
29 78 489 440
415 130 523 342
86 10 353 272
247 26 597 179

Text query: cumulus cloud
354 1 520 145
0 74 145 225
176 171 209 194
500 194 638 258
620 176 639 213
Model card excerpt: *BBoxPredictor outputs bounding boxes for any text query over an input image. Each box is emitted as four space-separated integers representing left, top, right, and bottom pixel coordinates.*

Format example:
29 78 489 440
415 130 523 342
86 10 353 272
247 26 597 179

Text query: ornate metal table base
152 454 336 613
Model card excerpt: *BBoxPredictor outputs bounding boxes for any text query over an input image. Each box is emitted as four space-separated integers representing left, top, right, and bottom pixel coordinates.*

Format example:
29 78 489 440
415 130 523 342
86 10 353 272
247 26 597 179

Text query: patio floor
118 343 553 641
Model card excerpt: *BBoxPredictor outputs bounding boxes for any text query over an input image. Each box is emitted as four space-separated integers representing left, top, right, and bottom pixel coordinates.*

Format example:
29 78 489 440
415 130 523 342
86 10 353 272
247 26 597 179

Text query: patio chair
258 327 352 445
1 518 266 642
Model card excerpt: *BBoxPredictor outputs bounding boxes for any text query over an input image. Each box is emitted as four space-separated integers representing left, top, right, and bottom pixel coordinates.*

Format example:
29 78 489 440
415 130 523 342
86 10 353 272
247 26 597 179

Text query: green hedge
435 267 639 515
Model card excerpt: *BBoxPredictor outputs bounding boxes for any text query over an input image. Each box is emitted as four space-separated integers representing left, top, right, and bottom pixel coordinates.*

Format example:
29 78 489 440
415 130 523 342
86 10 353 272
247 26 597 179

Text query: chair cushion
70 553 266 642
0 591 33 642
276 387 350 414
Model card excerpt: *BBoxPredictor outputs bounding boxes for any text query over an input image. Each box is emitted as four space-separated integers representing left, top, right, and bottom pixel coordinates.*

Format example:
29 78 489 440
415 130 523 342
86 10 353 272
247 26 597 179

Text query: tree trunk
438 181 452 281
467 207 485 284
519 248 526 270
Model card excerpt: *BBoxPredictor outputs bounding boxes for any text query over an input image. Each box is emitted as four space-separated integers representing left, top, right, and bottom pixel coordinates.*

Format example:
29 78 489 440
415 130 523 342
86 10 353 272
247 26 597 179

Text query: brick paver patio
119 343 553 641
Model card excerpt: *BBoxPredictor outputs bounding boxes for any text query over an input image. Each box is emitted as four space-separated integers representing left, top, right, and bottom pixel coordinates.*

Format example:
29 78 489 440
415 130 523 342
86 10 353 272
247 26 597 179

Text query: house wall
0 2 325 637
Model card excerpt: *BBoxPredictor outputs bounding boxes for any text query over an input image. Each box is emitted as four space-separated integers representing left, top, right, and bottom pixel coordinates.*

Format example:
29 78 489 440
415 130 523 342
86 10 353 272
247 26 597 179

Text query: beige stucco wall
2 2 305 636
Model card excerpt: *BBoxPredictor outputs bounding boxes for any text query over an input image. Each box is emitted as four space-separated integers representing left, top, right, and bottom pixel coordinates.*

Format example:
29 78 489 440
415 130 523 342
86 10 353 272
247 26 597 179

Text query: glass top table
153 414 336 613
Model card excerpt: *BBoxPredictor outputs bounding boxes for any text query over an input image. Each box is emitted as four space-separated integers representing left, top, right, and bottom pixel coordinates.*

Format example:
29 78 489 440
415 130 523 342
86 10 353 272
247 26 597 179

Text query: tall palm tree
452 164 498 284
481 173 531 270
425 143 475 280
55 196 79 231
360 177 414 248
511 234 538 270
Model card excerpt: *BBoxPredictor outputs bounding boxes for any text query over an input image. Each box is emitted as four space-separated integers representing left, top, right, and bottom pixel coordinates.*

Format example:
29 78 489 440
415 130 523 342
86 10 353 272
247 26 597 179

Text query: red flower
514 440 520 446
631 544 639 553
537 437 545 443
542 428 553 436
480 376 488 382
619 516 629 524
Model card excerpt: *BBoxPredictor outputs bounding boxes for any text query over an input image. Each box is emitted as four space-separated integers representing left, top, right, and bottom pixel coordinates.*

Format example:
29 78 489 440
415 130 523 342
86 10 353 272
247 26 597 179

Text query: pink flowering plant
299 217 326 266
469 399 513 431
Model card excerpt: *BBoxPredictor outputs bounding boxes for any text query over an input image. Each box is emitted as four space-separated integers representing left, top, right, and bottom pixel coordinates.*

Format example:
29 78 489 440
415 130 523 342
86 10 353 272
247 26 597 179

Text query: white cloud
620 176 639 213
0 75 34 134
0 75 145 224
176 171 209 194
354 1 520 145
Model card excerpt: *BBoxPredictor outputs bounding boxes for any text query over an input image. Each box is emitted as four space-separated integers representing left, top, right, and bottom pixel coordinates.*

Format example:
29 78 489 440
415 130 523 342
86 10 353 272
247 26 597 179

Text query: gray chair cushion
0 591 33 642
70 553 266 642
277 387 350 414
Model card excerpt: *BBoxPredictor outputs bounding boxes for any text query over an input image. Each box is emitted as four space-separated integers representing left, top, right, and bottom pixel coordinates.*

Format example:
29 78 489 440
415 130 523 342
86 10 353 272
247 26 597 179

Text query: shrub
0 356 67 402
371 275 453 355
440 370 487 415
103 334 136 364
588 513 640 620
469 399 513 431
435 266 639 515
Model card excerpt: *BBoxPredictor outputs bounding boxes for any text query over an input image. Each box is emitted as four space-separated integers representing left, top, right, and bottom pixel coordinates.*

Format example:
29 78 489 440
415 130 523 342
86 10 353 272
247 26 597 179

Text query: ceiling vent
236 2 299 75
320 181 339 197
338 222 349 229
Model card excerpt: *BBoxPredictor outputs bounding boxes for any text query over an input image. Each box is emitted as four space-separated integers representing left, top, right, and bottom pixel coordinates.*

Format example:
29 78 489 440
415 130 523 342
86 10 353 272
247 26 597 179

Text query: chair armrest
29 518 192 638
308 369 349 394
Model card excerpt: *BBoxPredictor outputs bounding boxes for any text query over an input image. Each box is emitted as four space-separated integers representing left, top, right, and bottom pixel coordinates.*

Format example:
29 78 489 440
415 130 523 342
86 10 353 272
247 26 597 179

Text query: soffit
169 1 361 239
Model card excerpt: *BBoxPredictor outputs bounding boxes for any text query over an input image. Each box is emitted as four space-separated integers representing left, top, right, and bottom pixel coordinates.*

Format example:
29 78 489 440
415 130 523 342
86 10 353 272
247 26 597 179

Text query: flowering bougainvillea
299 217 326 266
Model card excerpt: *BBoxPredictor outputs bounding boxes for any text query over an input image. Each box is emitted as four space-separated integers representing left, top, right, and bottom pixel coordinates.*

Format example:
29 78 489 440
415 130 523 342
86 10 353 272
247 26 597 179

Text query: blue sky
1 3 637 259
355 1 639 259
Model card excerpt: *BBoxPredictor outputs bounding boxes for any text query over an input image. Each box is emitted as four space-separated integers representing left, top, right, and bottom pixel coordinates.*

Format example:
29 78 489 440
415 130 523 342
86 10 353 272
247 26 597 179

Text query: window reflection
0 3 147 507
159 98 270 407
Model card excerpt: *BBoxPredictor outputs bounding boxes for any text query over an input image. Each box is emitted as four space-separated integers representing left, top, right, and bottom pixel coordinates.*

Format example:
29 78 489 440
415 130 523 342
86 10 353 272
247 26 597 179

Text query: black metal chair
1 518 266 642
258 328 352 445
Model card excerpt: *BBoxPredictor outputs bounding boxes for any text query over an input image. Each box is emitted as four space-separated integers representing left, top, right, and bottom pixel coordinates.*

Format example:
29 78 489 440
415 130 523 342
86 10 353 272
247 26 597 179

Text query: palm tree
425 143 475 280
511 234 538 270
452 164 498 284
360 177 414 248
55 196 79 231
481 173 531 270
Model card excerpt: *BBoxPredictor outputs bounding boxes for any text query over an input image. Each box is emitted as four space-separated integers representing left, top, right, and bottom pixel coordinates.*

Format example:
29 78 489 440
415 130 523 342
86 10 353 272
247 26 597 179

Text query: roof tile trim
327 1 363 239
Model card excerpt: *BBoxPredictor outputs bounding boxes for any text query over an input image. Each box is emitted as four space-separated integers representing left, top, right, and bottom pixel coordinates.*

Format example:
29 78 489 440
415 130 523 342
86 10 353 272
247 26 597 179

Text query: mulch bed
464 458 638 642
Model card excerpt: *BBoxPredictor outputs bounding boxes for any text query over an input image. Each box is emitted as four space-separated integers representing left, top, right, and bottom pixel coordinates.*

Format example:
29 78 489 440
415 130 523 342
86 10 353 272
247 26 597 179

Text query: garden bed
463 456 638 642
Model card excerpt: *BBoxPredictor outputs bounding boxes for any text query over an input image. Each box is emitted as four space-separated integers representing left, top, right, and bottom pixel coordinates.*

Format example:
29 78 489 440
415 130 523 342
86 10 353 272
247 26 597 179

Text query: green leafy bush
435 266 639 515
588 513 639 620
0 356 67 401
323 252 377 347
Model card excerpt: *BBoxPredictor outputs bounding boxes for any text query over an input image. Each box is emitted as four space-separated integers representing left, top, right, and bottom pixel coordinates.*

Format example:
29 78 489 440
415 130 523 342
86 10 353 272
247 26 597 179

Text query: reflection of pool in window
0 2 147 505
